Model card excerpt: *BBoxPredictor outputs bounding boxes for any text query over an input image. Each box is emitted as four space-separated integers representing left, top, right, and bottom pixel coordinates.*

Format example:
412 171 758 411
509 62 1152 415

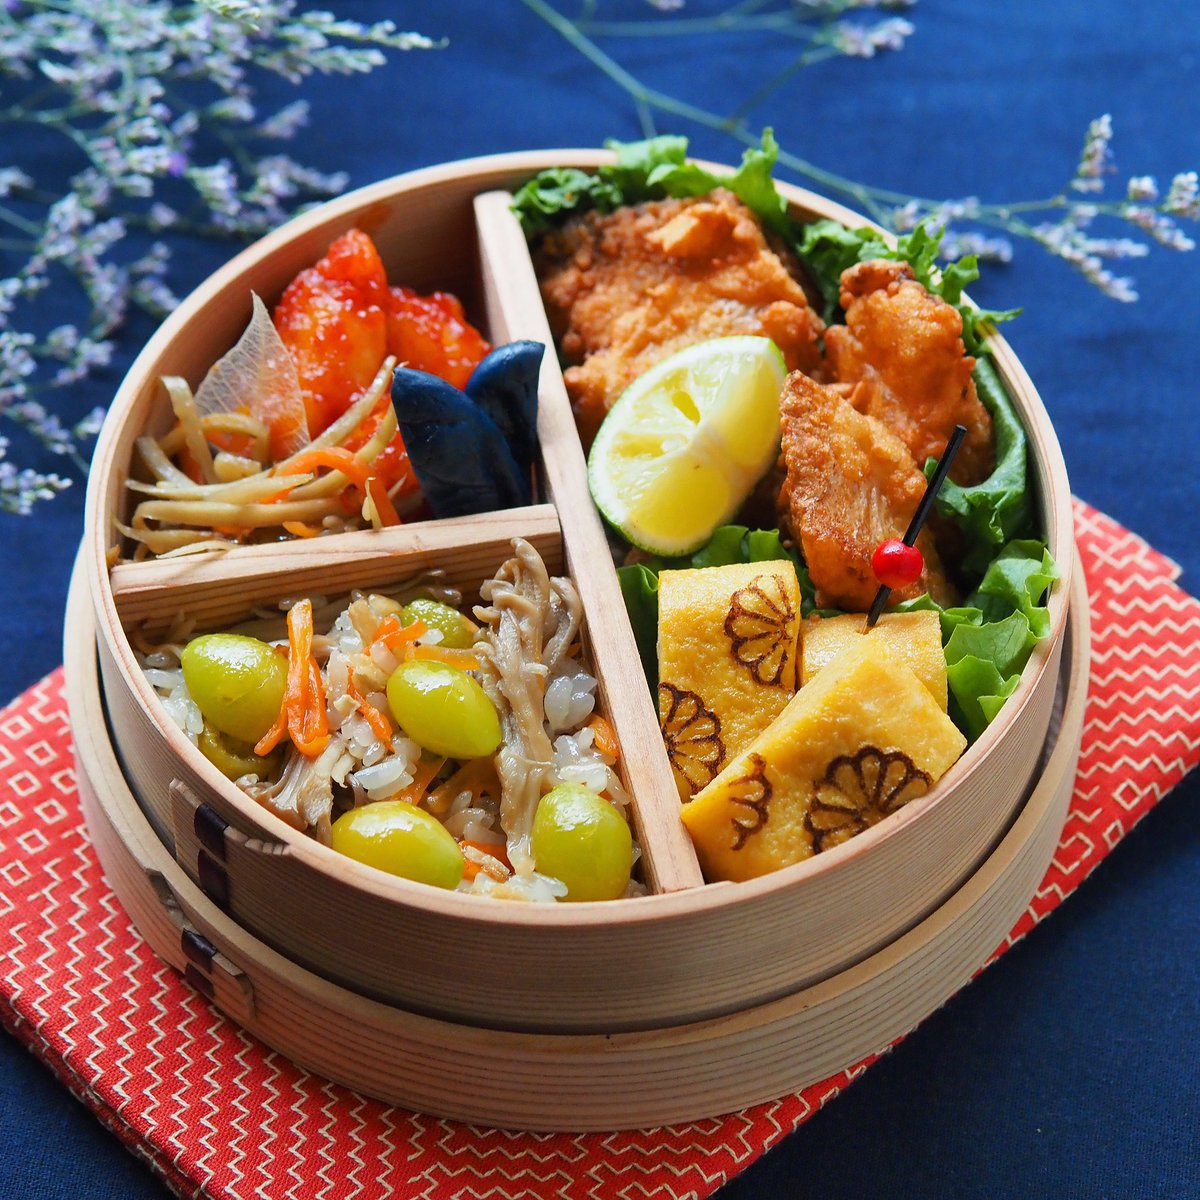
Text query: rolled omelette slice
680 639 966 882
658 560 802 800
800 609 947 710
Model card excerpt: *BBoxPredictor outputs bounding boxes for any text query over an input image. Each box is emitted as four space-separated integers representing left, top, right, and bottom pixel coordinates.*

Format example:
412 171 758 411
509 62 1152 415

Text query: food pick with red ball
866 423 968 629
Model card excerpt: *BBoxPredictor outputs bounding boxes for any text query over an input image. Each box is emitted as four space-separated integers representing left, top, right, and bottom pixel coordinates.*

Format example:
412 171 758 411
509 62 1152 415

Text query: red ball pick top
872 538 924 590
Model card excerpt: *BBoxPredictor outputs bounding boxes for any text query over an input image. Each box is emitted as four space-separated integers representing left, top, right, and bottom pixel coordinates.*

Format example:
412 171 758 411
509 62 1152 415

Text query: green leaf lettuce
895 540 1059 738
512 130 790 235
930 356 1035 577
796 220 1020 353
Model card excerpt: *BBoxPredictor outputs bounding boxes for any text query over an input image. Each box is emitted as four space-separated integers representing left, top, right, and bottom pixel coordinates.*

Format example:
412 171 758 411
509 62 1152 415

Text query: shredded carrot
462 838 511 870
365 475 401 527
368 615 481 670
282 446 373 494
460 838 511 882
371 613 428 656
346 676 392 741
281 519 321 538
406 643 481 671
254 598 329 758
255 697 288 756
177 437 205 484
465 839 510 868
207 428 259 459
172 419 260 480
586 714 620 761
394 754 446 806
297 654 330 757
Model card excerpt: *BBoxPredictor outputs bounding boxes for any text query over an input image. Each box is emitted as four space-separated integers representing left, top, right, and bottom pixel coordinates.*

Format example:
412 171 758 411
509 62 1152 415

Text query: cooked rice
138 542 641 901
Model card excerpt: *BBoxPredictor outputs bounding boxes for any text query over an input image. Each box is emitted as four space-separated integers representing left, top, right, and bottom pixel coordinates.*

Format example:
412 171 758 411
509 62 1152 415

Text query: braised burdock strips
124 355 401 558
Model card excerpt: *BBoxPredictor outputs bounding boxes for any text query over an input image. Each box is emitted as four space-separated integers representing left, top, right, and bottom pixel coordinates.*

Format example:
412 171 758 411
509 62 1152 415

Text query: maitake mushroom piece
242 740 340 845
473 538 583 875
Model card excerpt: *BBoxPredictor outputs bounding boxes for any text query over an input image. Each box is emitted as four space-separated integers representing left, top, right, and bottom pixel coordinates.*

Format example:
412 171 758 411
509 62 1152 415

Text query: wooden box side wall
94 565 1068 1032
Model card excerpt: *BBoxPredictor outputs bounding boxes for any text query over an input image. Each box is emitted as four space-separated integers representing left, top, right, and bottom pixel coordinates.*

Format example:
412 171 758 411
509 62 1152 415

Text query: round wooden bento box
76 152 1079 1072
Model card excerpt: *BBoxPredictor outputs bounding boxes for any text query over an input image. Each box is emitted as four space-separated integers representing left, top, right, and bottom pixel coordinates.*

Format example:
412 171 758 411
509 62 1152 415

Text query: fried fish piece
534 189 825 445
824 260 994 485
778 371 955 611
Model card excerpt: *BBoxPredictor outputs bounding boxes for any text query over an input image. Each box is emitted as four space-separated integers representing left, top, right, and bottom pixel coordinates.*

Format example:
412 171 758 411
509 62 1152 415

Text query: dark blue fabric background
2 2 1198 1196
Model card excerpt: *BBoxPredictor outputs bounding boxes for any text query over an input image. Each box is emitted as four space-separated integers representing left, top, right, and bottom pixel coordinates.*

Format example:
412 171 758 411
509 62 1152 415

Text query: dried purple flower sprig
571 0 915 71
829 117 1196 302
529 3 1198 306
0 0 436 514
887 116 1199 301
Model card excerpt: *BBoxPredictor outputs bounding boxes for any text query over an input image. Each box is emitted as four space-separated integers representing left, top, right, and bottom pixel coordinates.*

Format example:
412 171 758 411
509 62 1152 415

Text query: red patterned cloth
0 499 1197 1200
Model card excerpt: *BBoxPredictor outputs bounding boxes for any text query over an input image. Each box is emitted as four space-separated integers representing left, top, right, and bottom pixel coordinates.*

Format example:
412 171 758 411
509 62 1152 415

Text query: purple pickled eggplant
464 340 543 478
391 367 529 517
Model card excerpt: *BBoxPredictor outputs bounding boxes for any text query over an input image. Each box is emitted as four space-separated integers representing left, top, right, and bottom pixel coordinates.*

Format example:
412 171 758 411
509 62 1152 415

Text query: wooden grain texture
111 504 562 632
473 189 705 894
82 150 1078 1035
67 555 1089 1129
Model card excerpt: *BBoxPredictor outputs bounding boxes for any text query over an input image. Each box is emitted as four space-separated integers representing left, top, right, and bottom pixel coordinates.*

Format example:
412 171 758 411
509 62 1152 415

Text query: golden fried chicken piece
824 260 994 485
778 371 956 611
534 189 825 445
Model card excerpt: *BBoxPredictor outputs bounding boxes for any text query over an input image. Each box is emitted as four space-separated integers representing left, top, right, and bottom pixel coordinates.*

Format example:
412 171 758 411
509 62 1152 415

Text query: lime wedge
587 336 786 556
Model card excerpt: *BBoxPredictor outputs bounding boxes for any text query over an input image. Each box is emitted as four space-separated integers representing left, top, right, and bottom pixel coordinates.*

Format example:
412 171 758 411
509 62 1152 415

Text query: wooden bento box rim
83 148 1075 927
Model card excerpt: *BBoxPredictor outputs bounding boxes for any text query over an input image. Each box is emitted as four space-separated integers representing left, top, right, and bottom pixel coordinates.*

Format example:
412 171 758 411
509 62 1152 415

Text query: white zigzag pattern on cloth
285 1065 316 1199
135 947 173 1143
201 1008 239 1182
252 1050 288 1197
417 1157 578 1197
314 1087 348 1199
58 834 93 1054
221 1038 258 1196
28 852 66 1033
339 1095 373 1197
1084 699 1200 729
376 1106 402 1187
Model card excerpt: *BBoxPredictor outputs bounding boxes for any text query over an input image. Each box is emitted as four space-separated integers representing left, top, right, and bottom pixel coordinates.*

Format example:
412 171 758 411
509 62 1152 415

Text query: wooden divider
111 504 562 634
473 190 705 894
